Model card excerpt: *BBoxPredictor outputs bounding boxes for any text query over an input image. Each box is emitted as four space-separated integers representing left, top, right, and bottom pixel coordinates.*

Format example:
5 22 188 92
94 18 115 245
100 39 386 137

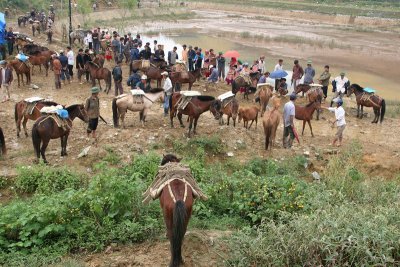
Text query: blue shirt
208 68 219 82
304 67 315 84
130 48 140 61
59 55 68 67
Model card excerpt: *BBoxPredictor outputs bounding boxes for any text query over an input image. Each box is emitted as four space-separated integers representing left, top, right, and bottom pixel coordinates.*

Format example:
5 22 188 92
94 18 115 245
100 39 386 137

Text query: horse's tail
172 200 187 267
231 80 237 95
264 122 272 150
380 99 386 123
31 124 41 157
14 103 19 123
112 98 119 127
169 94 174 115
106 70 112 93
0 128 6 155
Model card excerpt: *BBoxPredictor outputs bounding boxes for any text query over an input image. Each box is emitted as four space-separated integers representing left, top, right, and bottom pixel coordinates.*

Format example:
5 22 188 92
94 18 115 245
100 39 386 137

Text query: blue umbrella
270 69 288 79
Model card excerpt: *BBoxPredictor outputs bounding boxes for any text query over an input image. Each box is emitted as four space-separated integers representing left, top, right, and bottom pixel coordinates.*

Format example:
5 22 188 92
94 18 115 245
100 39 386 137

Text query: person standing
52 54 62 89
258 55 266 74
83 49 92 83
188 45 196 71
85 87 100 140
153 40 158 53
274 59 284 91
0 60 13 102
330 72 350 107
58 50 70 85
111 35 121 64
5 27 15 56
292 59 304 93
161 71 172 116
76 48 85 84
92 29 100 54
324 98 346 147
216 52 226 82
181 44 188 65
168 46 178 66
154 44 165 62
130 44 140 61
283 93 297 149
112 60 123 96
86 31 93 50
318 65 331 100
209 49 217 68
66 46 74 80
303 60 315 85
194 48 203 70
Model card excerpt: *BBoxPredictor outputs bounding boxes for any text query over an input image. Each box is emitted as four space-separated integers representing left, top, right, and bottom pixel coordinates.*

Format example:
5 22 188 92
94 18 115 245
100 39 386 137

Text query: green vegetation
386 100 400 118
0 137 399 266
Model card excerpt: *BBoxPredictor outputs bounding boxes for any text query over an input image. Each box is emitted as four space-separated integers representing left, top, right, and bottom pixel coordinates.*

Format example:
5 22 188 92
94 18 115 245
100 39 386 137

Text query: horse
8 60 31 87
70 30 88 45
210 97 239 127
159 154 194 267
129 59 168 74
0 127 6 156
18 15 28 27
15 100 60 137
347 84 386 123
295 84 324 120
295 100 321 137
28 54 50 76
92 54 105 68
23 43 49 55
46 28 53 43
169 68 203 91
169 93 219 137
258 84 273 117
112 88 165 128
145 65 163 88
238 106 259 129
294 84 311 97
31 21 41 36
85 61 112 93
31 104 88 163
232 72 261 100
263 97 281 150
15 36 33 53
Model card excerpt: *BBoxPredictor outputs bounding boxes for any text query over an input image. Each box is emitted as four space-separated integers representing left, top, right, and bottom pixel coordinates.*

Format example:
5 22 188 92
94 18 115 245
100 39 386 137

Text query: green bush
15 164 83 195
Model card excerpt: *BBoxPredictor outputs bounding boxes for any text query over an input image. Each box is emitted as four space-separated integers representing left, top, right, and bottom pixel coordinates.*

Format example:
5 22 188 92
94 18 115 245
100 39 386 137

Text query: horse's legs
120 111 126 129
40 138 50 163
177 112 184 128
308 120 314 137
22 117 29 137
60 136 65 156
302 120 306 135
360 105 364 119
248 119 254 130
98 79 104 92
376 108 381 123
64 134 69 155
188 117 194 137
193 116 199 135
16 115 22 138
372 108 378 123
227 115 230 126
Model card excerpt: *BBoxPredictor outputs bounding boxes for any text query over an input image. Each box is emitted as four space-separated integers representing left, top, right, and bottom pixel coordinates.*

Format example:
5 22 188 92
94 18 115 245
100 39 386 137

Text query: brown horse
347 84 386 123
85 61 112 93
232 72 261 100
31 104 88 163
145 65 163 88
238 106 259 129
258 84 273 117
295 100 320 137
8 60 31 87
15 37 32 53
263 97 281 150
31 21 41 36
169 68 203 91
294 84 311 97
0 127 6 156
169 93 219 137
129 59 168 74
295 84 323 120
46 28 53 43
29 54 49 76
159 154 194 267
92 54 105 68
210 97 239 127
15 100 60 137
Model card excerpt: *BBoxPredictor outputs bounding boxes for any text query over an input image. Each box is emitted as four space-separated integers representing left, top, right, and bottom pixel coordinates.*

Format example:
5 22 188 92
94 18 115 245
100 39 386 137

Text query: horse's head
347 84 356 97
237 107 244 123
77 104 89 123
161 154 181 166
209 100 222 120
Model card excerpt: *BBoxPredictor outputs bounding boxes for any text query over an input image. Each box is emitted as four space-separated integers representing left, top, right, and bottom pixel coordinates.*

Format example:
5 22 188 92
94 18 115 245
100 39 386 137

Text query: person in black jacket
82 49 92 83
188 45 196 71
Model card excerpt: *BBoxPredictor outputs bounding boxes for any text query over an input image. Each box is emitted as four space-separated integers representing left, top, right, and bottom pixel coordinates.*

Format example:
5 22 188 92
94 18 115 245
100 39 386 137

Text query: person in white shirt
86 31 93 50
331 72 350 107
274 59 283 91
66 46 74 80
324 98 346 147
161 71 173 116
258 55 266 73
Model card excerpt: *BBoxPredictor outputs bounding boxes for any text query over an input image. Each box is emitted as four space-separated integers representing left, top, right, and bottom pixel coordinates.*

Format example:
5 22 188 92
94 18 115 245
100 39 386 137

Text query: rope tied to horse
142 162 208 204
360 92 382 108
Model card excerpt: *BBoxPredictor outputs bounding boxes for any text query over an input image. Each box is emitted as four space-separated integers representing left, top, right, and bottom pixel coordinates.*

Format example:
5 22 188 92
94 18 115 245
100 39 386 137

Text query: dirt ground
1 6 400 266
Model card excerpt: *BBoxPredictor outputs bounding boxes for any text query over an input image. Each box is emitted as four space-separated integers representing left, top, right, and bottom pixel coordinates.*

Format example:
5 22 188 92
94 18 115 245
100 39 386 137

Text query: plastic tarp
0 12 5 45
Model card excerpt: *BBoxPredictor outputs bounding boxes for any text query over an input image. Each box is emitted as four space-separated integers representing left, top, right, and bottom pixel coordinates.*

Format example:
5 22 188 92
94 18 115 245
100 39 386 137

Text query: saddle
141 60 150 68
218 91 235 108
236 73 252 85
23 97 45 115
131 89 145 105
176 91 201 110
39 106 71 131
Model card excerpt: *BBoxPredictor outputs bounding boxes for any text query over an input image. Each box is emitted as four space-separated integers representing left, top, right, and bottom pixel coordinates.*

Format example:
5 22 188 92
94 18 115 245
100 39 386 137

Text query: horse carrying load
175 90 201 110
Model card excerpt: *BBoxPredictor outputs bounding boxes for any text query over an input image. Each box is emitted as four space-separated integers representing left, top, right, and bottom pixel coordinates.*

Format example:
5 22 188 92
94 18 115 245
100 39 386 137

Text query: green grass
385 100 400 118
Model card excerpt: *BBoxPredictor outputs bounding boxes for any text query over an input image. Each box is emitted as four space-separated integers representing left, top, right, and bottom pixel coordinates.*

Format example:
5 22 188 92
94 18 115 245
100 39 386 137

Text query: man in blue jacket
130 44 140 61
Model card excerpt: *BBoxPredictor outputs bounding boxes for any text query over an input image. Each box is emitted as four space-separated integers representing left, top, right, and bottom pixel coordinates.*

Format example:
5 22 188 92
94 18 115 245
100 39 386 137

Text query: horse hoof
25 133 29 137
180 125 185 128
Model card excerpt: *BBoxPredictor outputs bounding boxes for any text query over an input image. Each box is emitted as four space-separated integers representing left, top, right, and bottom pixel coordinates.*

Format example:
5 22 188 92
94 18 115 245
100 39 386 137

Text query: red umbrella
223 50 240 58
292 126 300 144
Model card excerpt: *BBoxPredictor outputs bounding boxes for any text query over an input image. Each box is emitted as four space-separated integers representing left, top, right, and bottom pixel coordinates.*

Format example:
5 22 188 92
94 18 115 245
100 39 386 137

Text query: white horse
112 88 164 128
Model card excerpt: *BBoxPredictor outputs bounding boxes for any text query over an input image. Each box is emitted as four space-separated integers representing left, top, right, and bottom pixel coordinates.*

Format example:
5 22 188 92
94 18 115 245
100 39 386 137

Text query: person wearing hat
283 93 297 149
85 87 101 140
161 71 172 116
304 60 315 85
331 72 350 107
181 44 188 65
136 74 151 93
52 54 62 89
188 45 196 71
0 60 13 102
216 52 226 82
292 59 304 93
112 60 123 96
58 50 70 85
323 98 346 147
318 65 331 100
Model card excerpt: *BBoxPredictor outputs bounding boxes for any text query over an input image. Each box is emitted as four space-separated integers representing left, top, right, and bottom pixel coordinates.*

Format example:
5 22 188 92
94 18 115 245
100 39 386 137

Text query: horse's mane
148 88 164 94
87 61 100 68
306 101 316 107
161 154 181 166
351 84 364 92
41 101 59 106
66 104 82 111
196 95 215 102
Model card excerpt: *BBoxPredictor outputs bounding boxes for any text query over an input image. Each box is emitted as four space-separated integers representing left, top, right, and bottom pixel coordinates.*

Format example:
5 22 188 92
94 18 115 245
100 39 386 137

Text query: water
138 32 398 99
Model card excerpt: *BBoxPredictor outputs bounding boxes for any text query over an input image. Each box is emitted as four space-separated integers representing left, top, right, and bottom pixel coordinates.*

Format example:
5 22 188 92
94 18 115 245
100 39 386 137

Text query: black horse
31 104 88 163
0 127 6 156
232 72 261 100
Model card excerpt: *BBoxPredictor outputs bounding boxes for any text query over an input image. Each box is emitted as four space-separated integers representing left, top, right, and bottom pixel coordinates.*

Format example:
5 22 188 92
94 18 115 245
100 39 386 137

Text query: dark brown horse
29 54 49 76
159 154 194 267
295 84 323 120
347 84 386 123
8 60 31 87
31 21 41 36
31 104 88 163
129 59 168 74
169 68 203 91
145 65 163 88
85 61 112 93
170 93 219 137
232 72 261 100
295 100 321 137
294 84 311 97
0 127 6 156
15 100 60 137
210 97 239 127
92 54 105 68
